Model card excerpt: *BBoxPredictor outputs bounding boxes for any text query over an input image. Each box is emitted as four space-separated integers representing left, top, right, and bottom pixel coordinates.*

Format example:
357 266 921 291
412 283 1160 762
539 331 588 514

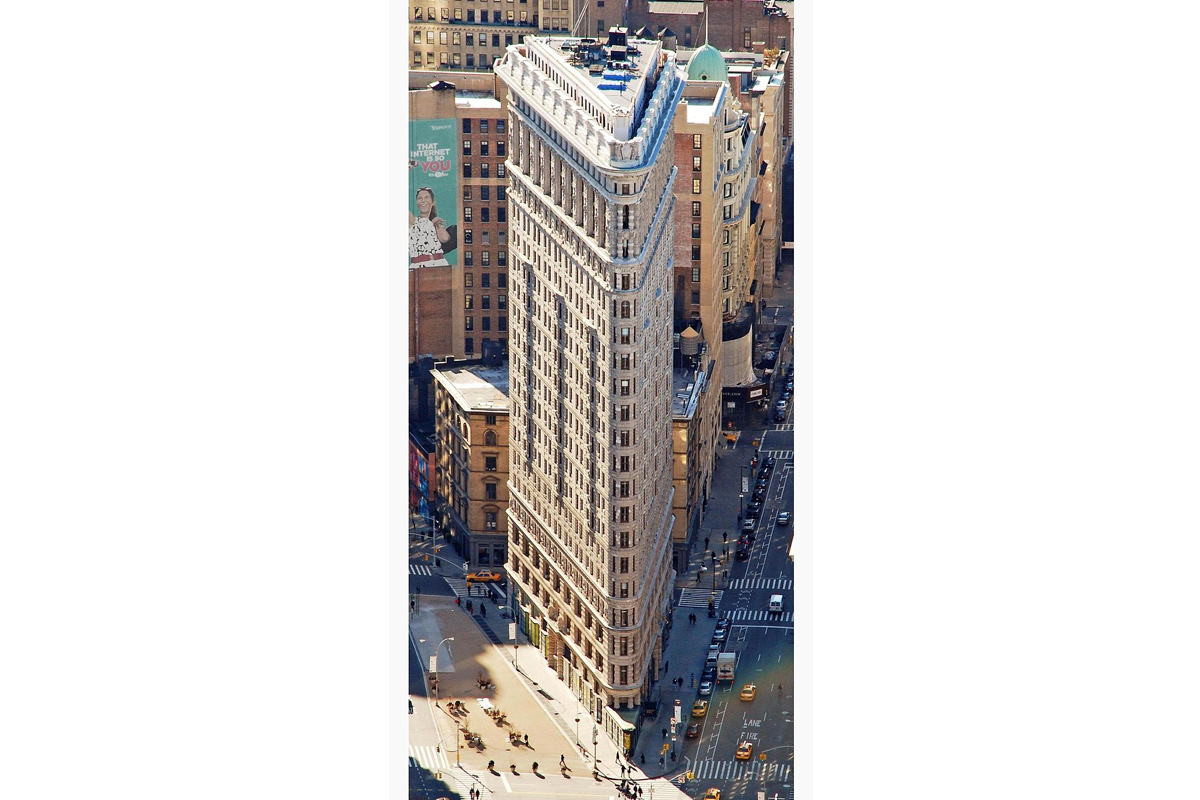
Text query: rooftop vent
607 26 629 48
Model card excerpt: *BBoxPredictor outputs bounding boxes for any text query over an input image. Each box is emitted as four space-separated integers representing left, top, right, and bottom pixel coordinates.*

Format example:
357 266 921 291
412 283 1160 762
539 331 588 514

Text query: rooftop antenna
704 0 710 46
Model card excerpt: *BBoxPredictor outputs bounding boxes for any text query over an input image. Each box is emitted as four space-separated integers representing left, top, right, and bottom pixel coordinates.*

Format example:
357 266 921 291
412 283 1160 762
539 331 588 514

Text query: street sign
429 655 438 673
508 622 517 640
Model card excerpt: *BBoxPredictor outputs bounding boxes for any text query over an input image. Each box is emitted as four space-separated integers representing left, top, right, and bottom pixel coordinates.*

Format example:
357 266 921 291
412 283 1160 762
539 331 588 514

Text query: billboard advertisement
408 118 459 269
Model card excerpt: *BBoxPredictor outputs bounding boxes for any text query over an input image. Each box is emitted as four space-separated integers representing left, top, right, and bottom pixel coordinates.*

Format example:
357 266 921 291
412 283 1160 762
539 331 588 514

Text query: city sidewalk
410 595 692 799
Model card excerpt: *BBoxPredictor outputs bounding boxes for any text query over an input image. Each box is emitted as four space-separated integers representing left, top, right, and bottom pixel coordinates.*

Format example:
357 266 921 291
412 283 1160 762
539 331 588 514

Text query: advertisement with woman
408 119 459 269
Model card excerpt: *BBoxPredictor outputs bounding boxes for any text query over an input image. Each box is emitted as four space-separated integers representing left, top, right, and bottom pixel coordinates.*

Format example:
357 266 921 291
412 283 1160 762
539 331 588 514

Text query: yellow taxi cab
735 741 754 760
691 699 708 718
739 684 757 701
466 569 501 584
703 789 721 800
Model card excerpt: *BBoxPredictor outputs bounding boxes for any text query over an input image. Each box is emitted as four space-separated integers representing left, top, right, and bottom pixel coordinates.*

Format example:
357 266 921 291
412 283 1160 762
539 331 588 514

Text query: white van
768 594 784 613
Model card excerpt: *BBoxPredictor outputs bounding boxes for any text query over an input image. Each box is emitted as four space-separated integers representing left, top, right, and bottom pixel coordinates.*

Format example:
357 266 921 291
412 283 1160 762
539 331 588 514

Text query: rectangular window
465 316 474 330
723 204 732 220
463 206 473 222
691 245 701 261
481 231 489 244
485 414 498 425
464 273 474 288
465 337 474 353
413 30 421 44
463 229 472 245
413 7 422 19
482 295 491 310
440 31 447 44
464 250 473 266
723 229 731 245
498 294 506 309
498 316 507 330
692 178 701 194
452 53 461 66
723 182 732 198
692 201 701 217
485 456 497 471
723 251 730 267
744 27 752 48
496 120 505 133
465 295 473 310
486 483 498 500
426 31 433 44
480 186 490 201
481 208 490 223
481 273 490 288
481 163 489 178
440 53 448 65
497 274 506 288
481 250 490 266
497 207 506 222
467 11 475 22
497 250 506 265
463 140 471 155
466 54 475 67
497 186 506 201
480 120 489 133
463 163 472 177
691 223 701 239
693 155 701 172
693 133 702 150
691 267 701 282
454 12 461 24
691 290 700 305
466 33 474 45
497 140 506 157
482 317 491 331
723 275 731 290
497 163 506 178
413 52 422 65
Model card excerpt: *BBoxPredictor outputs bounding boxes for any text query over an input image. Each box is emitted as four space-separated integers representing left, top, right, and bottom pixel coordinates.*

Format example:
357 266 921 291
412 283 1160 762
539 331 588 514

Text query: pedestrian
704 535 709 550
659 756 664 767
524 733 529 746
722 531 728 544
640 753 645 765
560 754 566 767
664 659 669 673
662 727 667 739
481 603 486 617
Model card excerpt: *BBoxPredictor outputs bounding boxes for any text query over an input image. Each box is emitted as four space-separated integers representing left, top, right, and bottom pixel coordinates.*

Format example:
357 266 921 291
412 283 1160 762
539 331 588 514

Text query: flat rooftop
684 95 719 124
432 365 510 413
456 91 502 109
672 366 705 418
533 33 662 115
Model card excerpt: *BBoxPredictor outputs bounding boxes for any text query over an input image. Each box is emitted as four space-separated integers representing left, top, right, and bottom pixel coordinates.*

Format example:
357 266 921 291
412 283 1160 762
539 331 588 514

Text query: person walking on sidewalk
560 754 566 767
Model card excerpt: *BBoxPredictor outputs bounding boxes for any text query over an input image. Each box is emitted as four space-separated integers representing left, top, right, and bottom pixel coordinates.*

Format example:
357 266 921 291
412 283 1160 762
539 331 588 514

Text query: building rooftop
647 0 794 19
672 366 706 418
683 94 719 124
432 365 511 413
456 91 502 109
531 31 662 115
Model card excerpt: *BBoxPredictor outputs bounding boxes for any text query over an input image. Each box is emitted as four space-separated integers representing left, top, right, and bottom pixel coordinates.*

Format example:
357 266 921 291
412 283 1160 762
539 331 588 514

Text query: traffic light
660 743 669 755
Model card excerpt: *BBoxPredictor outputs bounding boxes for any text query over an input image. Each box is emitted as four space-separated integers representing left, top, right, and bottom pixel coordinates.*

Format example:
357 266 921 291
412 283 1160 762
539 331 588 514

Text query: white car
776 511 791 526
698 680 713 696
741 518 756 532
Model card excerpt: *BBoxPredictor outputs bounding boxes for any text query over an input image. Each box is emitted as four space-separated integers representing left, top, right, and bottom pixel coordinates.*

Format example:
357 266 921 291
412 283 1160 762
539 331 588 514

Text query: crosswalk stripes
410 564 432 576
772 423 795 431
727 578 794 591
689 760 792 782
730 608 794 623
760 449 793 460
444 577 468 598
408 745 450 772
678 588 724 609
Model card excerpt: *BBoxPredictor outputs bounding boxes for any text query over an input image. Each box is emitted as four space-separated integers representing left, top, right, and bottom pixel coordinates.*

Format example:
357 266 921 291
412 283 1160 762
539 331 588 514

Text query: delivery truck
716 653 736 684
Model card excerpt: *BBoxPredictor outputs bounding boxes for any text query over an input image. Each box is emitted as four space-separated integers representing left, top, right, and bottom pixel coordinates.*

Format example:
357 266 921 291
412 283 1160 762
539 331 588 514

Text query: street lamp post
432 636 455 706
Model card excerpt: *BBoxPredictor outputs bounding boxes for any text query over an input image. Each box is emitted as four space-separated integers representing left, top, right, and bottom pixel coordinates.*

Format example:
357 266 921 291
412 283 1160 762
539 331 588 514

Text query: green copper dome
686 44 728 82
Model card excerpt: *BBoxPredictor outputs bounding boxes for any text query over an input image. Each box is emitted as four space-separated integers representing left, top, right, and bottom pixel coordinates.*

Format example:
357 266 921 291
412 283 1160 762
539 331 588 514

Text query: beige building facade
432 364 511 568
497 31 686 716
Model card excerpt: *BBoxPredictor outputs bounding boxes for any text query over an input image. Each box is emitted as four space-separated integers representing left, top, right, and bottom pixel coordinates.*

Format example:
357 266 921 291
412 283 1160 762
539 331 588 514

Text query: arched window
484 429 498 446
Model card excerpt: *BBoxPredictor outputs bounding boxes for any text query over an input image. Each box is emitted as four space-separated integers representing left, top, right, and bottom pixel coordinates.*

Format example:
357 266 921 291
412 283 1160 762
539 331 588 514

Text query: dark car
716 618 730 632
752 488 767 503
686 722 701 739
735 547 750 561
774 410 787 423
702 666 716 682
786 364 794 377
745 502 762 519
764 456 776 469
